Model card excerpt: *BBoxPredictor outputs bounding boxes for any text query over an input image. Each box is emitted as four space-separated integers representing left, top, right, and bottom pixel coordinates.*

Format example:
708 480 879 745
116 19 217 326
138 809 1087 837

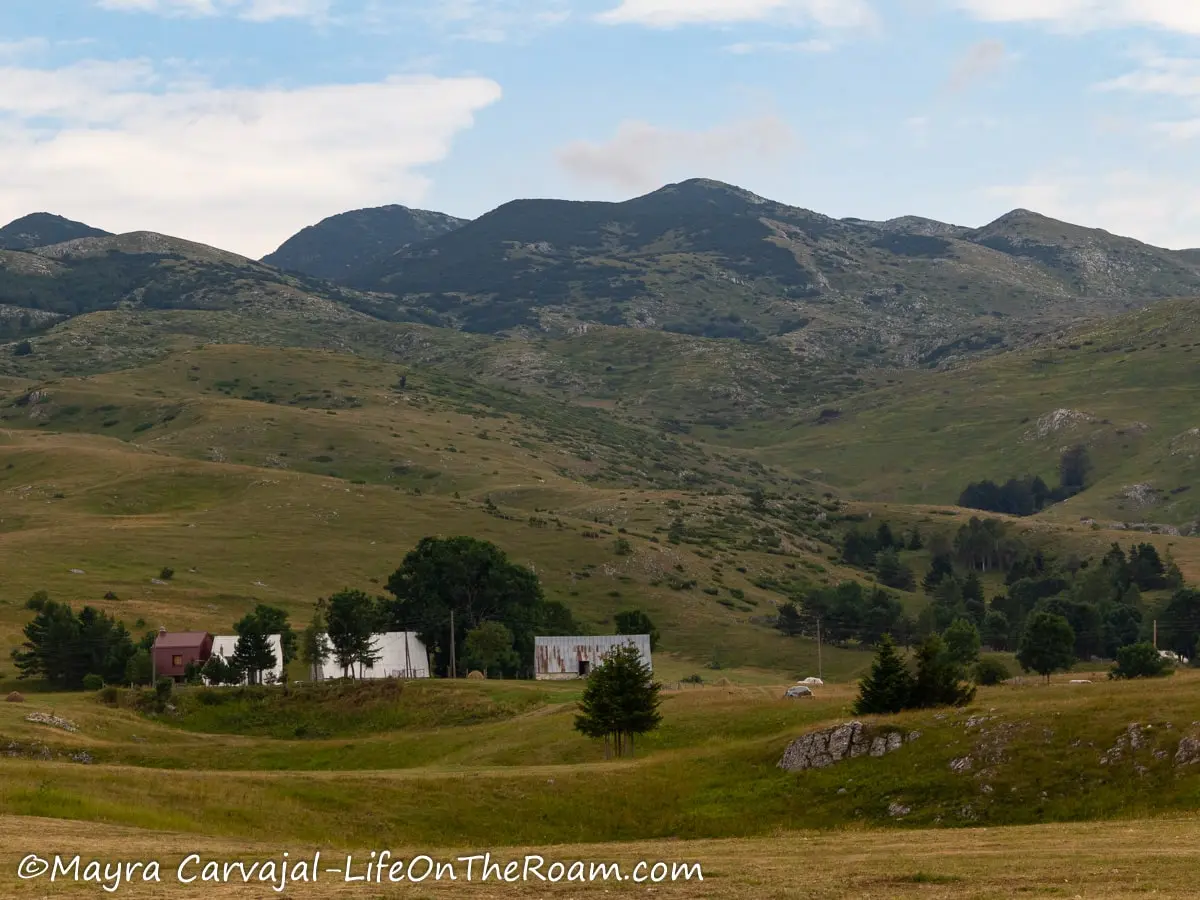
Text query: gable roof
154 631 210 649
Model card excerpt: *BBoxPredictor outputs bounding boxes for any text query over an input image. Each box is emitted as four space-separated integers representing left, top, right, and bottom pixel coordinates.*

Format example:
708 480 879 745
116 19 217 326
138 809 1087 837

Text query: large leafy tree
1157 588 1200 660
1016 612 1076 683
614 609 660 650
574 643 662 758
463 622 518 677
383 536 562 678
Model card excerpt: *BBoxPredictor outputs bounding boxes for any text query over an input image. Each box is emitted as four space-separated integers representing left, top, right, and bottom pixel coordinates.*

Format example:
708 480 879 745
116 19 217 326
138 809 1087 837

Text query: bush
974 658 1011 686
1110 642 1172 680
24 590 49 611
682 674 704 684
82 673 104 691
98 685 120 706
155 676 174 706
159 567 175 581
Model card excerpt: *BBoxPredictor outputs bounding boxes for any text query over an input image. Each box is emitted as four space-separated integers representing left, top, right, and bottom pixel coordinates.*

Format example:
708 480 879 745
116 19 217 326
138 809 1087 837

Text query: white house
312 631 430 680
534 635 652 680
210 633 284 684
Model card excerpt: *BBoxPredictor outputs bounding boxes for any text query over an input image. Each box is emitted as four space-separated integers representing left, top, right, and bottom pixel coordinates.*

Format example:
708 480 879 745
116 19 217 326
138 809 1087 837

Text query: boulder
779 721 917 771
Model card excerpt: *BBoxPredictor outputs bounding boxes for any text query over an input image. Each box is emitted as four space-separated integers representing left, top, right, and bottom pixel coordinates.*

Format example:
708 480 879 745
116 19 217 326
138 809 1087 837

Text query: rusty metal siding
533 635 652 679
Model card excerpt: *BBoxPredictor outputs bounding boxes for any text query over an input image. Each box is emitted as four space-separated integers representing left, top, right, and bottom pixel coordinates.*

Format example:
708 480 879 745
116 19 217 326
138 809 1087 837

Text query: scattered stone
980 784 994 794
69 568 85 575
907 730 922 742
950 756 973 773
70 751 94 765
150 578 168 586
836 788 847 795
24 712 78 733
965 716 991 728
887 802 911 818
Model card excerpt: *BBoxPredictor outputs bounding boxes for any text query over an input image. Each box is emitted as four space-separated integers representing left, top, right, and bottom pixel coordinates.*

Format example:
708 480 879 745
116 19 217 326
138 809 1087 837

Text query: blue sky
1 0 1198 257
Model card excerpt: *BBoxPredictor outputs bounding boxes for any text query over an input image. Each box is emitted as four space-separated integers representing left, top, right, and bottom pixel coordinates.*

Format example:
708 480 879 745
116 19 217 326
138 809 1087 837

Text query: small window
578 660 590 676
172 655 182 667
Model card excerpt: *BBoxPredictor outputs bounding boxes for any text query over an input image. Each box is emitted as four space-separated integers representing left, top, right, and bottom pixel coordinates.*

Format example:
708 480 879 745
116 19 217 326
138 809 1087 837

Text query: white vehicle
800 677 824 686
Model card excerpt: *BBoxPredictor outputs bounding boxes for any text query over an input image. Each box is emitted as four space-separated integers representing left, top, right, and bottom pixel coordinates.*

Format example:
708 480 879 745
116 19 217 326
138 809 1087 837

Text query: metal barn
312 631 430 680
534 635 652 680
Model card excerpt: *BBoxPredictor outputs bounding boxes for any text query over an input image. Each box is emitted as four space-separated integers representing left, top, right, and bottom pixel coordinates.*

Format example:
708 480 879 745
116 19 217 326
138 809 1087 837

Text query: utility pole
404 628 412 679
816 617 823 680
1153 619 1158 650
449 610 457 679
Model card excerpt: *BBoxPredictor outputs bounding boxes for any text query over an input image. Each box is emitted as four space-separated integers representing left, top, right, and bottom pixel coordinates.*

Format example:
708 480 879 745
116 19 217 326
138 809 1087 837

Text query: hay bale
5 691 24 703
467 670 485 680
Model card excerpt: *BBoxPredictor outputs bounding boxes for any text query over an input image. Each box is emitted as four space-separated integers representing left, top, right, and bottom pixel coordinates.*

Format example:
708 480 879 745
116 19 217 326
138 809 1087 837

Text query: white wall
210 634 284 684
312 631 430 680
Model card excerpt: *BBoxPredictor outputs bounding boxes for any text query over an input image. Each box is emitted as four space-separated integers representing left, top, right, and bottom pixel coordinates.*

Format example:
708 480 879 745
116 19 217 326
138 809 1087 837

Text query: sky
1 0 1199 258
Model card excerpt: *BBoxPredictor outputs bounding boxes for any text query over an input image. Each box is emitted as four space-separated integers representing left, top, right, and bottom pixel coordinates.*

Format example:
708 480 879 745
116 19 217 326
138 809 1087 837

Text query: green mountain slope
262 205 468 282
741 298 1200 531
336 179 1200 368
0 212 111 250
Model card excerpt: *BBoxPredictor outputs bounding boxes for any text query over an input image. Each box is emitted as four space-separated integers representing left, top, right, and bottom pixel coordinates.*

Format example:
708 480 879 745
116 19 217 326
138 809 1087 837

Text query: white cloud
944 39 1010 92
949 0 1200 35
556 116 797 192
984 171 1200 249
1097 55 1200 97
725 39 833 54
0 59 501 257
596 0 875 29
96 0 332 22
420 0 570 42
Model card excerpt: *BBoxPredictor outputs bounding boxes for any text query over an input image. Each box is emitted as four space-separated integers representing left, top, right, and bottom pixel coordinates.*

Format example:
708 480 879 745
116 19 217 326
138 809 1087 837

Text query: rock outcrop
778 721 918 771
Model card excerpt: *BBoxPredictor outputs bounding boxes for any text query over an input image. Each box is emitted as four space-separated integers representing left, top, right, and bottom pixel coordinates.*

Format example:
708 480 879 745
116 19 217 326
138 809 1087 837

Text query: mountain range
4 179 1198 374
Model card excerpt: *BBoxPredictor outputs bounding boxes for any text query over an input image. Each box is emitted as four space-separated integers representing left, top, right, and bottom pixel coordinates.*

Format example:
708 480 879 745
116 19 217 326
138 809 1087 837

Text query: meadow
4 672 1200 896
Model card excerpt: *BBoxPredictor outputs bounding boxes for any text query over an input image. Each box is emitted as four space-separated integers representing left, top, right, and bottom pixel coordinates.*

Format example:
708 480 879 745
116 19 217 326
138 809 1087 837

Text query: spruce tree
574 643 662 758
910 634 976 708
852 634 913 715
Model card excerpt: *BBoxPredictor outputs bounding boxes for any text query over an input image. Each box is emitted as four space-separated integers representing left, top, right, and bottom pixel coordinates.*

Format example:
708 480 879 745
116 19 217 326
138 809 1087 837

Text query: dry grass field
5 813 1200 898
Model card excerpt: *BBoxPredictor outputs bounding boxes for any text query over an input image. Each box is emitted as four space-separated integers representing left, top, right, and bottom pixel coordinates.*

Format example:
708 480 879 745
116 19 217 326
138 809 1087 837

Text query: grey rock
887 802 911 818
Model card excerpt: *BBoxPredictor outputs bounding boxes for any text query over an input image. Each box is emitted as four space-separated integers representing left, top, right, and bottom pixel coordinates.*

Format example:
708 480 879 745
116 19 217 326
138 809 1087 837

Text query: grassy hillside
739 299 1200 530
5 671 1200 847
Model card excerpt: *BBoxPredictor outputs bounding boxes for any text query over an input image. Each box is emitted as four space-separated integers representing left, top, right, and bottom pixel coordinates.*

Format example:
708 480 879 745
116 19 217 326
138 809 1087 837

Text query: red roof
154 631 211 649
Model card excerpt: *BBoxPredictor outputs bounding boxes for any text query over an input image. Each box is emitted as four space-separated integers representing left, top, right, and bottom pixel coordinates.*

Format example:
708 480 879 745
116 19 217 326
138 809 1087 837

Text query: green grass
5 672 1200 850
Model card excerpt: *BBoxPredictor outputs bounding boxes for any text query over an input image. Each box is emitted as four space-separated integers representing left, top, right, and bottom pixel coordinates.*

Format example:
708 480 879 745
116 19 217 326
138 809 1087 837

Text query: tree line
957 445 1092 517
11 537 663 691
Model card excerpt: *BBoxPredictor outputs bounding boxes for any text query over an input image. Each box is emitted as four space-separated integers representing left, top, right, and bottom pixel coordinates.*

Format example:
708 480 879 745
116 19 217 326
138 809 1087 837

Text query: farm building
534 635 652 680
312 631 430 680
152 630 213 682
210 634 285 684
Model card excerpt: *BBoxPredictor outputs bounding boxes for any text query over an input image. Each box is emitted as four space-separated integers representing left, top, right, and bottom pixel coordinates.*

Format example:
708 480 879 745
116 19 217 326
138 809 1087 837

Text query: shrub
974 658 1011 686
82 673 104 691
159 567 175 581
1110 642 1172 680
154 676 174 707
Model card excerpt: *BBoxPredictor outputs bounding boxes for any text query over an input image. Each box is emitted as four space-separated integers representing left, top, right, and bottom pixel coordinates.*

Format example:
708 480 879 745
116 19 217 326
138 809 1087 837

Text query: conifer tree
574 643 662 758
852 634 914 715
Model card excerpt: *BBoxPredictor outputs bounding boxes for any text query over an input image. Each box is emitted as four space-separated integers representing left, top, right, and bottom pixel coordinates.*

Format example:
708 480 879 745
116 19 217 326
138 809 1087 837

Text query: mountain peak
262 205 468 281
0 212 111 251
